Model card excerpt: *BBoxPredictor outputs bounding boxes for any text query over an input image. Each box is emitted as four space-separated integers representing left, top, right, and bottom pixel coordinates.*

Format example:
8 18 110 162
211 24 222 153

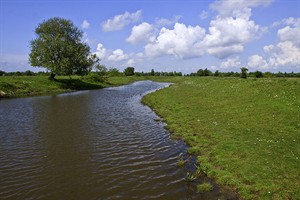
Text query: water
0 81 235 200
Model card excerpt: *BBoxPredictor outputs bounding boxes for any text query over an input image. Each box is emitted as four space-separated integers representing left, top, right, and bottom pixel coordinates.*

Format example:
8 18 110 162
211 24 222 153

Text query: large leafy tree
240 67 248 79
124 67 135 76
29 17 98 79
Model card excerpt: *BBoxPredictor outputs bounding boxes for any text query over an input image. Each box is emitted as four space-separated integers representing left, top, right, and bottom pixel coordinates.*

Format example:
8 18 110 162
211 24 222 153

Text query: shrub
254 71 263 78
83 73 106 83
240 67 248 79
197 183 213 192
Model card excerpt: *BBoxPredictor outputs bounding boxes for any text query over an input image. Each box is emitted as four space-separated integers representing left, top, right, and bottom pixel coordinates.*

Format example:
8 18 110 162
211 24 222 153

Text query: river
0 81 235 199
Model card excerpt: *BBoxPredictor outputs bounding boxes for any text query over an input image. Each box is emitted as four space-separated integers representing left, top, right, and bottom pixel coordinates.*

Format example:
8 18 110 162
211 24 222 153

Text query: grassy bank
142 77 300 199
0 75 146 98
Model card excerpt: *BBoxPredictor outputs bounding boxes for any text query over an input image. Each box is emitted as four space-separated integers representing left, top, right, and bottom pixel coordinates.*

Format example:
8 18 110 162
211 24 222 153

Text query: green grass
197 182 213 192
142 77 300 199
0 75 146 98
185 172 197 182
177 157 186 167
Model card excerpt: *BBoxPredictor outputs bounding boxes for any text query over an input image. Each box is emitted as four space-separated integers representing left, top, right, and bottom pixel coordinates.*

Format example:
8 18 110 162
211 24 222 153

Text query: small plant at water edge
185 172 197 182
197 182 213 193
177 158 186 167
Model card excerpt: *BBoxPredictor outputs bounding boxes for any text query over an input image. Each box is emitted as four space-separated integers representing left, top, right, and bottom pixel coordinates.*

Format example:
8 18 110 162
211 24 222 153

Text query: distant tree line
0 70 49 76
187 68 300 78
1 67 300 78
134 69 182 77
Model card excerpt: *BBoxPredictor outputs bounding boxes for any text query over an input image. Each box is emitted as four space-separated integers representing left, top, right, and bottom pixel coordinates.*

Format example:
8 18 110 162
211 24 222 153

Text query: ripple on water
0 81 237 200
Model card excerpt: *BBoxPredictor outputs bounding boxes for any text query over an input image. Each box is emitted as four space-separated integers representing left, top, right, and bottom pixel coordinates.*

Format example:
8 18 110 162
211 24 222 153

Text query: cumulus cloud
247 54 268 70
200 11 209 20
272 17 300 28
81 20 90 29
144 9 263 60
108 49 128 62
142 0 267 60
145 23 206 59
124 52 145 67
119 0 274 64
102 10 142 32
203 7 262 58
126 16 182 45
92 43 145 67
247 20 300 71
210 0 273 18
126 22 154 44
264 41 300 69
269 17 300 69
94 43 107 60
155 15 182 27
277 26 300 47
126 59 135 66
220 57 241 70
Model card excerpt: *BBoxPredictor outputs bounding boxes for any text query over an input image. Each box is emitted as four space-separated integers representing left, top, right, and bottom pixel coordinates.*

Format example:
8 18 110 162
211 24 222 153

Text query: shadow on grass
55 78 104 90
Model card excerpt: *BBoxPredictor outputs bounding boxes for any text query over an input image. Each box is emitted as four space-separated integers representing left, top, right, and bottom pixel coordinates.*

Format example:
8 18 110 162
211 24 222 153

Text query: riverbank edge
0 76 148 98
141 77 300 200
141 85 240 199
141 80 240 199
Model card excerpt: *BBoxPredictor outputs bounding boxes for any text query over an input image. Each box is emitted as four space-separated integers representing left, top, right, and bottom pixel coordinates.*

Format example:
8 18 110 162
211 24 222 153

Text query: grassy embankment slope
0 75 146 98
143 77 300 199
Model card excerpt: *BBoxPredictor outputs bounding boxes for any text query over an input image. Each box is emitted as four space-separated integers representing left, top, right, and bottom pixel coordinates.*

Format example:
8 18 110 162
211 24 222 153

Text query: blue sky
0 0 299 73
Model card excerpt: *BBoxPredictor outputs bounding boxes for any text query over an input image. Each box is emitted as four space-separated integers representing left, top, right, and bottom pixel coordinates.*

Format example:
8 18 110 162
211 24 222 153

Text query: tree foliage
196 68 212 76
254 70 263 78
124 67 135 76
29 17 98 78
107 68 123 77
95 65 108 76
240 67 248 79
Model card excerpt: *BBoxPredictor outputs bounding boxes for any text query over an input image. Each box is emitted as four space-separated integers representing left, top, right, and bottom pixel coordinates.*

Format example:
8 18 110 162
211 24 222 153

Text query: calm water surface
0 81 234 200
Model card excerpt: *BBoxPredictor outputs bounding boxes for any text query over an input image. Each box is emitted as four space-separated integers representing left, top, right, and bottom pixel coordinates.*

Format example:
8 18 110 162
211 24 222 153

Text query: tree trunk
49 72 56 80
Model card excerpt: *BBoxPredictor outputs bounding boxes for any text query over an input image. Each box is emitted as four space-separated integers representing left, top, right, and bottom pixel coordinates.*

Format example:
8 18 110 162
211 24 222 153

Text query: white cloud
247 54 268 70
155 15 182 27
94 43 107 60
277 26 300 47
124 52 145 67
203 15 261 59
186 0 269 59
209 65 217 71
200 10 209 20
265 41 300 69
127 59 135 66
272 20 300 68
108 49 128 62
102 10 142 32
210 0 273 18
126 22 153 44
248 21 300 71
126 16 182 45
220 57 241 70
81 20 90 29
272 17 300 28
145 23 206 59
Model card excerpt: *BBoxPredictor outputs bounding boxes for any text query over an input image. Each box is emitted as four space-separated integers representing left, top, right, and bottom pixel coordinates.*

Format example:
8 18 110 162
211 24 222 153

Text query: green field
0 75 146 98
143 77 300 199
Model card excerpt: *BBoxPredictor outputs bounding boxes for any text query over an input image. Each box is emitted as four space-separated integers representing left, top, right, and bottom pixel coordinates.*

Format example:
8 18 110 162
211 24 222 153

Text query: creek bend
0 81 234 199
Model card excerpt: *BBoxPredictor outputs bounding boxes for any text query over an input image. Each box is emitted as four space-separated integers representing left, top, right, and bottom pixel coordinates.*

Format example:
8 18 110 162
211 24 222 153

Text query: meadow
143 77 300 199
